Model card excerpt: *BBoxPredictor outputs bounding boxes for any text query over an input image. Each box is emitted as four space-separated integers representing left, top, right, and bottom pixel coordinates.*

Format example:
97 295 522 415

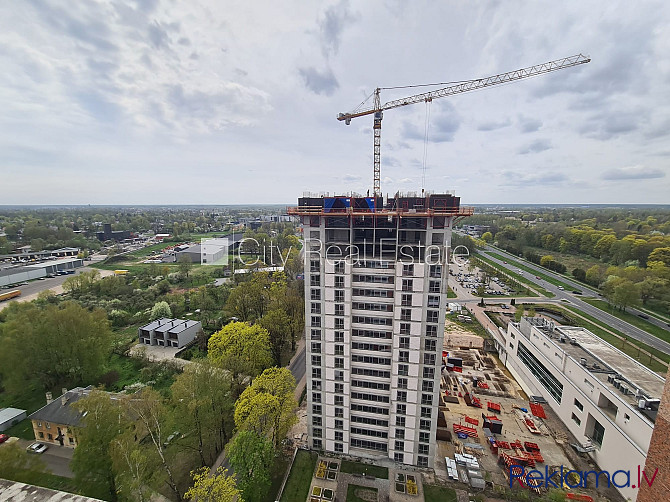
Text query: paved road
12 439 74 478
476 246 670 355
289 342 306 384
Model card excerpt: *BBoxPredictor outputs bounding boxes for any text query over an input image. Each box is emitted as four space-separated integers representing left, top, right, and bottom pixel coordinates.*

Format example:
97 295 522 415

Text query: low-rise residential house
28 387 94 448
138 318 202 348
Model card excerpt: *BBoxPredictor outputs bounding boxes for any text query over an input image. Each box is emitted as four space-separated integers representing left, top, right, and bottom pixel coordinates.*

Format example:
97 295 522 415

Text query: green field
279 450 318 502
339 460 389 479
422 484 458 502
486 251 574 291
582 298 670 344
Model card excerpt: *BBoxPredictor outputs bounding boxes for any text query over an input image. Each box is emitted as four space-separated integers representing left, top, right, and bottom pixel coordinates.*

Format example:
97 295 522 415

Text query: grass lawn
346 484 378 502
263 453 290 502
487 251 574 291
446 313 490 339
582 298 670 344
279 449 318 502
472 255 545 297
339 460 388 479
521 245 603 277
447 287 457 298
422 484 458 501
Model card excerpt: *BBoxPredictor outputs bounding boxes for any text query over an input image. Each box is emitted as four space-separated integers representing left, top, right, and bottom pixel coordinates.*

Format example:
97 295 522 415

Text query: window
335 383 344 394
335 290 345 302
335 276 344 287
352 367 390 378
399 351 409 363
313 416 322 426
335 331 344 342
312 404 322 415
48 433 53 440
426 310 439 323
310 261 320 272
313 438 322 449
335 442 344 452
417 456 428 467
312 380 322 390
429 265 442 278
517 342 564 403
424 353 436 365
312 392 321 403
403 264 414 276
311 289 321 300
335 261 345 273
352 380 389 390
69 437 74 444
335 419 343 430
402 279 413 292
312 368 321 378
335 407 344 418
397 377 408 389
352 342 391 352
401 308 412 321
46 423 51 429
396 404 406 415
571 413 581 426
335 318 344 329
351 438 387 452
311 316 321 327
335 370 344 381
335 431 343 441
424 339 436 352
421 407 431 418
311 342 321 353
335 344 344 356
574 399 584 412
351 355 391 365
423 367 435 379
394 440 405 451
420 419 431 430
396 428 405 439
396 416 406 427
351 427 388 438
335 304 344 315
428 295 440 307
426 325 437 337
311 355 321 366
351 392 390 403
398 364 409 376
419 432 430 443
421 393 433 405
588 416 605 447
311 303 321 314
335 357 344 369
399 337 410 349
429 280 440 293
351 404 389 415
313 428 322 438
394 452 405 463
310 275 320 286
351 416 389 427
422 380 434 392
400 323 411 335
624 413 630 422
419 444 429 455
397 390 407 402
311 329 322 340
401 294 412 306
335 396 344 406
38 432 44 439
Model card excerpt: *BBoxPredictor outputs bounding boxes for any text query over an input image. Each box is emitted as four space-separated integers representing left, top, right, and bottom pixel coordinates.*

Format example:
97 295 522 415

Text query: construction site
430 345 626 502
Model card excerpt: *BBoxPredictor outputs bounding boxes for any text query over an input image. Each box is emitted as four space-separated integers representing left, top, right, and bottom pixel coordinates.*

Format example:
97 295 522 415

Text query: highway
476 246 670 355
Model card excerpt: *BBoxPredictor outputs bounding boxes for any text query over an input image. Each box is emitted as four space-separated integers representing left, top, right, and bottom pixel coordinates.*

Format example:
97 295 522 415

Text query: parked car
0 434 9 444
638 313 649 319
26 442 48 454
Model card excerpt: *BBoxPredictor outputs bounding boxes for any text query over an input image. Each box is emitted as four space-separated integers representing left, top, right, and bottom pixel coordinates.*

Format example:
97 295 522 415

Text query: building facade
493 317 664 501
289 193 472 467
138 318 202 348
29 387 94 448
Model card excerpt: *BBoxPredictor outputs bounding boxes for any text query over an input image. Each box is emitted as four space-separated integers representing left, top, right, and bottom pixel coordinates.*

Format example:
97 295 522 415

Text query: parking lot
450 264 514 296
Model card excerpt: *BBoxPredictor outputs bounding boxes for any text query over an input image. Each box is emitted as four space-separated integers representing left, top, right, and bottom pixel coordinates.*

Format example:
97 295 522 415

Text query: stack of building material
529 402 547 419
482 414 503 434
487 401 501 413
453 423 478 438
444 457 459 480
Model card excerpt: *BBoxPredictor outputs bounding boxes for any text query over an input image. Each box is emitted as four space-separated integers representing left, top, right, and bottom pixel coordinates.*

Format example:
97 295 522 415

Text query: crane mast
338 54 591 196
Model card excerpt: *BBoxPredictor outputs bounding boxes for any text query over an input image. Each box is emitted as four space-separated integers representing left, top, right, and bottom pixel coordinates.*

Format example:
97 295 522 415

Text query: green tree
540 255 555 268
259 308 291 366
226 431 273 502
648 247 670 267
208 322 273 396
234 367 298 448
585 265 603 287
178 253 193 279
572 268 586 282
185 467 242 502
481 231 493 243
639 277 669 305
72 390 130 501
0 301 113 392
151 301 172 320
514 307 524 322
0 443 46 485
110 431 153 502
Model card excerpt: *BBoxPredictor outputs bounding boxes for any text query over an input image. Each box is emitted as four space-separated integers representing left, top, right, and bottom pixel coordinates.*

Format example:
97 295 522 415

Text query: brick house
28 386 94 448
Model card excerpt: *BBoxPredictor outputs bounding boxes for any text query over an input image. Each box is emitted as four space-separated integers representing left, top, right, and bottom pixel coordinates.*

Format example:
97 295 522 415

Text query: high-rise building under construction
289 192 472 466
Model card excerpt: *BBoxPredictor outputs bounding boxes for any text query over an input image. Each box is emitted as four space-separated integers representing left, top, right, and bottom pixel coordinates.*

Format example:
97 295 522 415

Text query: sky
1 0 669 205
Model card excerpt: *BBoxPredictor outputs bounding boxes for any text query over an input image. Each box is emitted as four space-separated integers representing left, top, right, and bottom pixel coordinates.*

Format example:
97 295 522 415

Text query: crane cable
421 99 431 193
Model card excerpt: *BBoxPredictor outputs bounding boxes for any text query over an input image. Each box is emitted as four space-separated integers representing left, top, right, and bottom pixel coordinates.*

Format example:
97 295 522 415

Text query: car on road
535 276 541 280
638 313 649 319
26 442 48 454
557 286 564 290
572 290 582 295
0 434 9 444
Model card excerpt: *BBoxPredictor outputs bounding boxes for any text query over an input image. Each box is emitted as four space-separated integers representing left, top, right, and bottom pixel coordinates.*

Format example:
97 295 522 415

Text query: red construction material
566 494 594 502
511 440 523 450
524 441 540 452
470 395 482 408
497 441 510 449
487 401 501 413
465 416 479 426
453 423 478 438
530 403 547 419
524 417 541 434
477 381 489 389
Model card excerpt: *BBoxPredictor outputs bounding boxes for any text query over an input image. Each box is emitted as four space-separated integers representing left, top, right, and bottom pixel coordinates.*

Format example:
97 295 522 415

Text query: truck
0 290 21 302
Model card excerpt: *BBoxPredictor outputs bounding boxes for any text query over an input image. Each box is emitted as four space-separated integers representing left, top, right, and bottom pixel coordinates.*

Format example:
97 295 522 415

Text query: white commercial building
493 317 664 501
289 193 472 467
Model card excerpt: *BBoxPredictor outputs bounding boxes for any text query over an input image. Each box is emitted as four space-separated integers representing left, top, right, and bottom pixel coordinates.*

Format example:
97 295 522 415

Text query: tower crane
337 54 590 196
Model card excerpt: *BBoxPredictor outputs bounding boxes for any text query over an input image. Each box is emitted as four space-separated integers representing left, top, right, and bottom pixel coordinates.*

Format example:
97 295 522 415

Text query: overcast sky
1 0 669 205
